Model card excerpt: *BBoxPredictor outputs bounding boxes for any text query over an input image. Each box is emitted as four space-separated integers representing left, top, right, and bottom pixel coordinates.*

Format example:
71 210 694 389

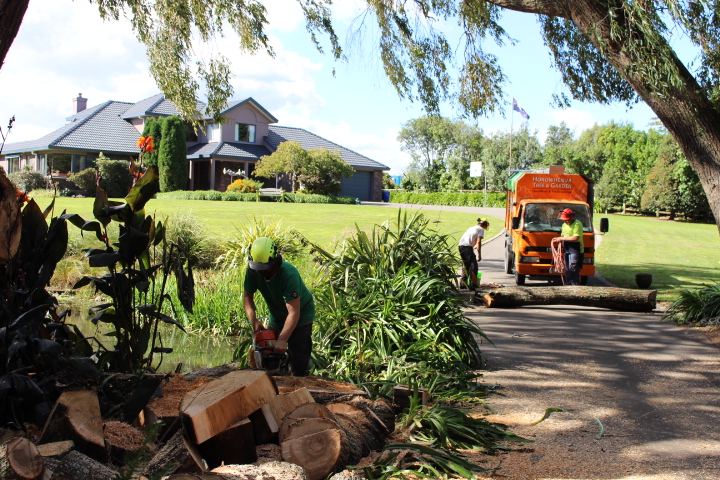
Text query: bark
50 450 116 480
0 0 29 71
485 0 720 232
478 286 657 312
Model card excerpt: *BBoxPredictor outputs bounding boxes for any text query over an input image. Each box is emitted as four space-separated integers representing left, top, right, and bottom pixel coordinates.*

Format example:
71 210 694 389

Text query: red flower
137 136 155 153
16 189 29 205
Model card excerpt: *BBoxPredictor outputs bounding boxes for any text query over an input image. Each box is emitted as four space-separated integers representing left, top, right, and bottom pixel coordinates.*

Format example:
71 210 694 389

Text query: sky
0 0 694 174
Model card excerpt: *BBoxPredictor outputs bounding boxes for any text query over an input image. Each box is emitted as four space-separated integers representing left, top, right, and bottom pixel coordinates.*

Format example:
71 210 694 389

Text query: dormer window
236 123 256 143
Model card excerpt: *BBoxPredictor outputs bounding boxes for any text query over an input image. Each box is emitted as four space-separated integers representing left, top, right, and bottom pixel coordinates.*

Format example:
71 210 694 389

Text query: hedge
155 190 357 204
389 191 506 208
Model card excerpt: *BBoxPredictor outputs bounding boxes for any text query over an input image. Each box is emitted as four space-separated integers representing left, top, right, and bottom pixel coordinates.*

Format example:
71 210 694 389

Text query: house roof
2 95 386 171
187 142 272 160
4 100 141 155
267 125 389 171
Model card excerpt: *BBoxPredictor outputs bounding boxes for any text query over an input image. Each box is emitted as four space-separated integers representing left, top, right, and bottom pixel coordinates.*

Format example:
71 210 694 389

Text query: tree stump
0 437 43 480
477 286 657 312
41 390 105 460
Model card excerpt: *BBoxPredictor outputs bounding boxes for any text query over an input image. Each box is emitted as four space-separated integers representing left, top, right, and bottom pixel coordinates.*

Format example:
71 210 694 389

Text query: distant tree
398 116 462 190
158 116 188 192
444 124 484 191
481 125 541 191
141 117 162 168
299 148 354 195
382 173 395 189
565 124 611 180
254 141 308 193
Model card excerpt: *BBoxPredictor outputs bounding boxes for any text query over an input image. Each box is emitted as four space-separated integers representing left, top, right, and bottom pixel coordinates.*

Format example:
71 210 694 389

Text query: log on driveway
477 286 657 312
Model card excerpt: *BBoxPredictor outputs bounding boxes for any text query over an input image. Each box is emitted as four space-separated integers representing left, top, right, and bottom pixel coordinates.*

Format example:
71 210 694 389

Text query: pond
62 299 238 374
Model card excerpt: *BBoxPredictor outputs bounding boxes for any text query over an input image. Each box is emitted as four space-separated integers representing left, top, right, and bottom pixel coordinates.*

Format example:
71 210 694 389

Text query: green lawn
594 214 720 302
37 197 505 249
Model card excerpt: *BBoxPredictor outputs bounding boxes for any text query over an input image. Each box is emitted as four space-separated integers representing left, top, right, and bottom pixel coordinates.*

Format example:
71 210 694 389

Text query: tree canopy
2 0 720 230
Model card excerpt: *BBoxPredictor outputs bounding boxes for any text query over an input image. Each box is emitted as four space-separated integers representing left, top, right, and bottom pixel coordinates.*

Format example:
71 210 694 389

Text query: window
7 156 19 174
48 154 72 175
206 123 221 142
37 154 47 175
185 122 198 142
235 123 256 143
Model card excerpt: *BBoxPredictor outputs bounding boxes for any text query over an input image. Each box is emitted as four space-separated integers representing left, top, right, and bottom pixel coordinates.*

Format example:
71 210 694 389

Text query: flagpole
509 95 514 170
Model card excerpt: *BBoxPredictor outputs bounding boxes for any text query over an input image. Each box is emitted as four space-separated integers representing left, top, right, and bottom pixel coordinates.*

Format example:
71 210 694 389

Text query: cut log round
281 402 336 424
477 286 657 312
0 437 44 480
36 441 73 458
281 429 347 480
279 417 339 444
209 461 309 479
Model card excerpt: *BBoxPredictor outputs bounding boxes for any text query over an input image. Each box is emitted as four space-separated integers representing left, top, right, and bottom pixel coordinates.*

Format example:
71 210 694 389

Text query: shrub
97 155 133 198
9 166 48 192
69 167 98 196
165 211 222 269
159 115 188 191
663 284 720 325
390 190 506 208
154 190 356 204
227 178 263 193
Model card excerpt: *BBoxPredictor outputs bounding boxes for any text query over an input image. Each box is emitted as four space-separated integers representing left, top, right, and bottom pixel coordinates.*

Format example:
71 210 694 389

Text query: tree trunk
477 286 656 312
488 0 720 232
0 0 29 70
0 437 43 480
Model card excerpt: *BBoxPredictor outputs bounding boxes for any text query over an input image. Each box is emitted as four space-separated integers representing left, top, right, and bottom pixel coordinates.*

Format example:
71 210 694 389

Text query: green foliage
480 125 542 191
310 212 488 399
97 154 133 198
663 284 720 325
254 141 307 192
299 148 354 195
141 117 162 168
71 166 195 372
217 216 307 270
159 116 188 192
165 211 220 269
9 166 48 192
69 167 98 196
390 191 506 208
383 173 395 189
226 178 263 193
155 190 356 204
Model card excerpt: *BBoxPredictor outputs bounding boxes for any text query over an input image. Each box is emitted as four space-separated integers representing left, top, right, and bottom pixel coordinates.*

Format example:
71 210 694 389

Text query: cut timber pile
179 370 394 480
4 369 400 480
477 286 657 312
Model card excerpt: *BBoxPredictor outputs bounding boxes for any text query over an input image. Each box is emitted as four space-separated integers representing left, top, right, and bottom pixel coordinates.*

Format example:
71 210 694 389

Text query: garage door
341 170 373 201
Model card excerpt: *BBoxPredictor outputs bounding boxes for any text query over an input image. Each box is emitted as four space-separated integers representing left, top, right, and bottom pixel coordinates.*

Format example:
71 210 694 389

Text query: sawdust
104 420 146 451
147 374 212 417
273 375 366 395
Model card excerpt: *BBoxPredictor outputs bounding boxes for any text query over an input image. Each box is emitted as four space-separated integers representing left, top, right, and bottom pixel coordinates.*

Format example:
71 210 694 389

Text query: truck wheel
514 271 526 286
505 249 514 275
580 276 589 286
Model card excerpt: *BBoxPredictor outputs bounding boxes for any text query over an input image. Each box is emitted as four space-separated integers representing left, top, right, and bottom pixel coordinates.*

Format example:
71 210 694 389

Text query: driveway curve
367 202 720 479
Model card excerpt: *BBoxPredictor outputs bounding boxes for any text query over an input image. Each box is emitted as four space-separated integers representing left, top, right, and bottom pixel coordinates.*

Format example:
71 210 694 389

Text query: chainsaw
252 329 289 375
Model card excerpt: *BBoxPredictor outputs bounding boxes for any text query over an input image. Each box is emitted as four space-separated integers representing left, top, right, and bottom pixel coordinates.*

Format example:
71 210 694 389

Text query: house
0 93 389 201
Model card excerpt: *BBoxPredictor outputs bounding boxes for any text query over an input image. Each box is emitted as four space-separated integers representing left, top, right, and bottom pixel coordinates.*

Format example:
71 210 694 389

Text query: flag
513 99 530 119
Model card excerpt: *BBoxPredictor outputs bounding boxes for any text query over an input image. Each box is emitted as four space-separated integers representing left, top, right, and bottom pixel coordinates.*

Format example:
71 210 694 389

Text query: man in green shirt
552 208 585 285
244 237 315 376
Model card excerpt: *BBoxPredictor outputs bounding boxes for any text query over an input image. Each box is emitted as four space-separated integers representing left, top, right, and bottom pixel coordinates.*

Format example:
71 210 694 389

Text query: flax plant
311 211 488 399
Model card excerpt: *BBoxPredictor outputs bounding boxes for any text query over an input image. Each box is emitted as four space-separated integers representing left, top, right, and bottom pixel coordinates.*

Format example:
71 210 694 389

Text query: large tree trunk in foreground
50 450 117 480
478 286 656 312
0 0 29 71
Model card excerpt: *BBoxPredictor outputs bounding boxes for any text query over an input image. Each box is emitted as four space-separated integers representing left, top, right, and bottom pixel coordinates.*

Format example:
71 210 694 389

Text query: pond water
62 300 238 374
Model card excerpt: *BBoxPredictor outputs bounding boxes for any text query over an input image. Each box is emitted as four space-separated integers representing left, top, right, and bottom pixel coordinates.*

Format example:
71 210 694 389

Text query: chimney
73 93 87 114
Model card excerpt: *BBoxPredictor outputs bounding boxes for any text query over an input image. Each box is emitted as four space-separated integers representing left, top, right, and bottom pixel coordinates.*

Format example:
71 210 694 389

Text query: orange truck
504 166 609 285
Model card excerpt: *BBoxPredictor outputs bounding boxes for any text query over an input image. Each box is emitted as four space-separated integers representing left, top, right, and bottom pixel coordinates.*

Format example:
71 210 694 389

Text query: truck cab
505 168 608 285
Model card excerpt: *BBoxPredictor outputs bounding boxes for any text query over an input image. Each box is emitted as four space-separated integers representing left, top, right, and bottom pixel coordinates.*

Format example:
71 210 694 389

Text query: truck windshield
522 204 592 233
